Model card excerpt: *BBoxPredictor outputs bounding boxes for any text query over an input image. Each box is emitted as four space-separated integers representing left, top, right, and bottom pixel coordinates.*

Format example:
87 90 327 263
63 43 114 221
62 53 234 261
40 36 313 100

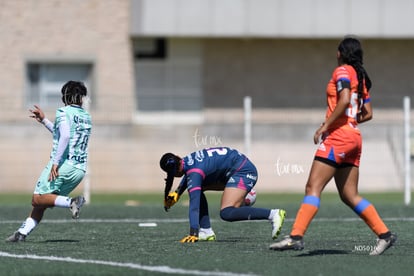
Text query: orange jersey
325 65 371 131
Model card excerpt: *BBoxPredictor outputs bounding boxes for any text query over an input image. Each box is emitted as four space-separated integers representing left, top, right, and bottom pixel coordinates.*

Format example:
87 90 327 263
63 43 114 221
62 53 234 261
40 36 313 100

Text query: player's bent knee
32 196 40 207
220 206 236 221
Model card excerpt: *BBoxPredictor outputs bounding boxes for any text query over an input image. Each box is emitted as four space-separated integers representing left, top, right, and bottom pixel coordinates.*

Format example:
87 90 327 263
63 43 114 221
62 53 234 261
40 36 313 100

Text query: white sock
200 227 214 234
18 217 38 236
268 209 277 220
54 195 71 207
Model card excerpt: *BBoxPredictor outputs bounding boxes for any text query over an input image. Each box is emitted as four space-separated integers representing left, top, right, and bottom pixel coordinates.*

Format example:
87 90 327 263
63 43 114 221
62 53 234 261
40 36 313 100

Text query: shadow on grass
296 249 350 257
215 237 244 242
42 239 80 243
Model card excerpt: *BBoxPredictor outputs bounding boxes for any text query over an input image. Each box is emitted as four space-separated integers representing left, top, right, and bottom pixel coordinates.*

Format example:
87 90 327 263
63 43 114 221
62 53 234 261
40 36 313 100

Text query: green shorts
34 161 85 196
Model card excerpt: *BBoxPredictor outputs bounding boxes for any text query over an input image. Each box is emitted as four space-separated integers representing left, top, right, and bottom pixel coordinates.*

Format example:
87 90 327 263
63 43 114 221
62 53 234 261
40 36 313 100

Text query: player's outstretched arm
29 105 53 133
29 105 45 122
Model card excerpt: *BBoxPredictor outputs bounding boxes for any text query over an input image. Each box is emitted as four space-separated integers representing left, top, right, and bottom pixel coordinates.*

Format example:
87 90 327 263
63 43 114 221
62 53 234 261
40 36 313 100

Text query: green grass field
1 192 413 276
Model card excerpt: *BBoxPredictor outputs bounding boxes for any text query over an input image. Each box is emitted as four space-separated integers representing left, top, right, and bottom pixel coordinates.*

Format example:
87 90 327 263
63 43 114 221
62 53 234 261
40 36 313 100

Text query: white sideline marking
0 218 188 224
2 217 412 274
1 217 414 224
0 251 256 276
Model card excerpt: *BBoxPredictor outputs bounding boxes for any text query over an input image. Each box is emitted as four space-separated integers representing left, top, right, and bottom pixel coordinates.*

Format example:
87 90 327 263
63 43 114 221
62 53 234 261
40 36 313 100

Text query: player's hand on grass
180 235 199 243
164 191 180 211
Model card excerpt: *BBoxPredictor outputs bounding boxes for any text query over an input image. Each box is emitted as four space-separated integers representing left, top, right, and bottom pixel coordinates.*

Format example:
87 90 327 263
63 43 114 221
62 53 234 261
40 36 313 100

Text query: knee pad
220 206 236 221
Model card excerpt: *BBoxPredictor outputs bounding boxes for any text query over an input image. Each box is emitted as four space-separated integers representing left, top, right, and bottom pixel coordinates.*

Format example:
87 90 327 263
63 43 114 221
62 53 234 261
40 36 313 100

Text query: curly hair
61 80 87 106
338 37 372 101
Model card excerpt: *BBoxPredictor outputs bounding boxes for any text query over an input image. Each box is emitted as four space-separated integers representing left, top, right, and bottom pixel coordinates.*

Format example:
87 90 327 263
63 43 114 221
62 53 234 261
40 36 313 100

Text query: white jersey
50 105 92 171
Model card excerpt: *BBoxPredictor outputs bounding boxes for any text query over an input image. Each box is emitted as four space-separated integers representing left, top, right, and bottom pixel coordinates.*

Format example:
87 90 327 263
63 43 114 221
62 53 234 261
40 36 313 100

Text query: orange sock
291 195 320 237
354 198 389 236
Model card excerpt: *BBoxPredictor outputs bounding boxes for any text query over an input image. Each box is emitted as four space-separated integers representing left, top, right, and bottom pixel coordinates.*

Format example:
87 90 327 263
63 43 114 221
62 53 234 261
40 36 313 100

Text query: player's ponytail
338 37 372 104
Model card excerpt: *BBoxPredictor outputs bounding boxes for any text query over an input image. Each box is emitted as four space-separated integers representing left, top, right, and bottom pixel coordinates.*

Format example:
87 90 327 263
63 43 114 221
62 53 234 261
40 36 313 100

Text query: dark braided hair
337 37 372 103
61 80 87 106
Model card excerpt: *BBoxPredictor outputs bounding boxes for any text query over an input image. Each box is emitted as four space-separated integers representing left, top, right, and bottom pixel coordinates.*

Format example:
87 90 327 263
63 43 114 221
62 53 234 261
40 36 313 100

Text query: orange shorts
314 126 362 168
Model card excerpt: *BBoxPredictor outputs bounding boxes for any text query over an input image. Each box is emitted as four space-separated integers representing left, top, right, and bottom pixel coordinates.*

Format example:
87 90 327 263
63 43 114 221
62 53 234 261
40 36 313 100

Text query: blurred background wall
0 0 412 194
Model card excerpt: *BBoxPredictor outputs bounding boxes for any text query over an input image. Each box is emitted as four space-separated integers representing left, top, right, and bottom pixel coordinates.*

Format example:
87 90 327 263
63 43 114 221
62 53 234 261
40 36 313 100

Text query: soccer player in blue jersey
160 147 286 243
6 81 92 242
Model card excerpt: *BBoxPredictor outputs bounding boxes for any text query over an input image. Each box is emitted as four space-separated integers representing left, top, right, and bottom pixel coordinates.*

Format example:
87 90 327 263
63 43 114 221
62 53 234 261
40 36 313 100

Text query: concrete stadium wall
203 39 414 109
1 1 414 124
0 0 135 123
0 1 412 196
0 109 408 194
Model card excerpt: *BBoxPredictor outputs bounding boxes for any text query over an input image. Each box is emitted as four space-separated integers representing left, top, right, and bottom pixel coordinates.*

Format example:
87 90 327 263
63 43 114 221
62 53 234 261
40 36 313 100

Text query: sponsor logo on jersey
195 150 205 162
246 174 257 181
73 115 90 125
71 155 86 163
186 154 194 166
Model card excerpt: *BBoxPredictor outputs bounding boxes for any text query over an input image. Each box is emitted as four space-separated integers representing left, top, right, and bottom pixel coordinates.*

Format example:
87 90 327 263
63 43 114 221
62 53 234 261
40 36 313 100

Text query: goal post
83 169 91 205
244 96 252 157
83 96 91 205
403 96 411 206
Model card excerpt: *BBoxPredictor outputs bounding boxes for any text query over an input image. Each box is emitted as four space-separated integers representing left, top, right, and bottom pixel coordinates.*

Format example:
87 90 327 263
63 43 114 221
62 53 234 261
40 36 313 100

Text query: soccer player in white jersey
6 81 92 242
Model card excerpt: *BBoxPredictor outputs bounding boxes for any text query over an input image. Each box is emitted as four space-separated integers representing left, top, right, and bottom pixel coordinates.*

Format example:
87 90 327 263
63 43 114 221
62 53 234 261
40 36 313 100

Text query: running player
6 81 92 242
269 37 396 255
160 147 286 243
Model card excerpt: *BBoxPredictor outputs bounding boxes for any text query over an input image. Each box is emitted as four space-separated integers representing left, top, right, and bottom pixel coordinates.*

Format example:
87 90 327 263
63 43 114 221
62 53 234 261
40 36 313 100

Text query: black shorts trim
314 156 358 169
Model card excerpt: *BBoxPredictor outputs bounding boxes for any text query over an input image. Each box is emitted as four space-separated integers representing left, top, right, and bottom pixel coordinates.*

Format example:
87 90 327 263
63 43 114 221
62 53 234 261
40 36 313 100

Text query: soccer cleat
198 228 216 241
271 209 286 240
180 235 199 243
6 231 26 242
70 195 86 219
269 235 305 251
369 233 397 256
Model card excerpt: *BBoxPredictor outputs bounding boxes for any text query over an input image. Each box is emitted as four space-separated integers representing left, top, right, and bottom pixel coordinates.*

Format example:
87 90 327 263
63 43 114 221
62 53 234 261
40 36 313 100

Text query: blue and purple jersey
177 147 258 231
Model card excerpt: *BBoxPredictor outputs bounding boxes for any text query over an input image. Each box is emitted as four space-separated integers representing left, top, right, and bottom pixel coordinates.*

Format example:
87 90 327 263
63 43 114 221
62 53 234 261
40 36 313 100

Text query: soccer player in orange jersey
269 37 396 255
